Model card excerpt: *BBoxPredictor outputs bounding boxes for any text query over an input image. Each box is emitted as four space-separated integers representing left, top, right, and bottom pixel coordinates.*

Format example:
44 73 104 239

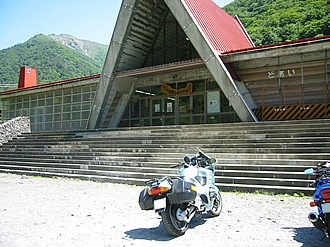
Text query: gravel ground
1 173 330 247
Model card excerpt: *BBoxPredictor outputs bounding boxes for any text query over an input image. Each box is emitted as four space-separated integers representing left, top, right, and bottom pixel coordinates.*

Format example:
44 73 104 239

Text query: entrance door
178 94 205 125
151 94 205 126
151 97 176 126
178 95 191 125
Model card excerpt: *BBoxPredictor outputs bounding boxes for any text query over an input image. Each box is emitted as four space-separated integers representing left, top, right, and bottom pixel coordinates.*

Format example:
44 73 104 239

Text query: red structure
183 0 255 53
18 66 37 89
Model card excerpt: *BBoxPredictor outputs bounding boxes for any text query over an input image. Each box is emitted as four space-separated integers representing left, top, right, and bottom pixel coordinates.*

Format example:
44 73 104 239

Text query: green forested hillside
224 0 329 45
48 34 108 67
0 34 106 90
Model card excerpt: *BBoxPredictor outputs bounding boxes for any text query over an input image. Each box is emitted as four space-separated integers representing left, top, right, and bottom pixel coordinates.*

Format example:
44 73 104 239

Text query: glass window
63 104 71 112
71 121 81 129
151 85 164 96
30 101 37 108
54 105 62 112
46 92 53 98
53 122 62 129
131 100 139 118
72 112 80 119
220 92 234 112
54 97 62 104
192 80 205 91
38 99 45 106
63 113 71 121
63 89 71 96
82 93 91 101
82 102 91 111
16 102 22 110
45 115 53 122
179 96 190 114
73 94 81 102
152 117 162 126
152 99 162 117
72 103 81 112
193 115 204 124
207 115 219 124
46 98 53 105
207 80 219 90
54 114 61 121
82 111 89 119
62 122 71 129
193 94 204 114
45 123 53 130
54 91 62 97
141 98 150 117
165 98 175 116
63 95 71 104
37 108 44 115
72 87 81 94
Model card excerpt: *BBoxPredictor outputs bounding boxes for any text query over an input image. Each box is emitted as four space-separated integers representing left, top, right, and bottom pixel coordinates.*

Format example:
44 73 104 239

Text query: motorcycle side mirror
304 168 315 175
184 155 191 164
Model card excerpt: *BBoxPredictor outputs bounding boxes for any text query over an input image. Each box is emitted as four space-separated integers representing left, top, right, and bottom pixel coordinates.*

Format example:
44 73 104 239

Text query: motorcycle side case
138 188 154 210
167 178 197 204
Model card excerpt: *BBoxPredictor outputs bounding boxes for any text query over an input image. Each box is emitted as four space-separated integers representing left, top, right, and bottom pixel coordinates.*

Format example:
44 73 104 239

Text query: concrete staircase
0 119 329 195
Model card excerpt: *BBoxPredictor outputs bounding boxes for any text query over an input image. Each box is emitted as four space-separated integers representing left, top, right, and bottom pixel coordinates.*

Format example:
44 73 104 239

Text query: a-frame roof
87 0 257 129
113 0 254 72
182 0 254 54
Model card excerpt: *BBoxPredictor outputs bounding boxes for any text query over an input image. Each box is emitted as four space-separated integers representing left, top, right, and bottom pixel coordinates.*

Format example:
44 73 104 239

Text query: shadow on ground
124 215 207 241
292 226 330 247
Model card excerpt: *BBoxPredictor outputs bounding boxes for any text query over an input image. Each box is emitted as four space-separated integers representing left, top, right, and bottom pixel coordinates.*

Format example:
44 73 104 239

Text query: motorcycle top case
167 178 197 204
138 188 154 210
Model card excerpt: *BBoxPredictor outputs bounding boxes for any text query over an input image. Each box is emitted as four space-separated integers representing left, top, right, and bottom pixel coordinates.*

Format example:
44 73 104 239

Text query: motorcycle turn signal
310 201 317 207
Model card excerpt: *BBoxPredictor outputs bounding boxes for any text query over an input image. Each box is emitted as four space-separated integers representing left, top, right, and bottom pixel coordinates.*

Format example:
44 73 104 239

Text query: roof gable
182 0 254 53
90 0 258 128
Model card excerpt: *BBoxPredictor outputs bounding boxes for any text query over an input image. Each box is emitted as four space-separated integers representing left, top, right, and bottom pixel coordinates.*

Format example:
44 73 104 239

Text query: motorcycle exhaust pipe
308 212 324 230
308 212 319 223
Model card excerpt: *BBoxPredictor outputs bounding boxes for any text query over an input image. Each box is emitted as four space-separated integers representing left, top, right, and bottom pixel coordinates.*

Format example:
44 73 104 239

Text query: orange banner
161 82 193 95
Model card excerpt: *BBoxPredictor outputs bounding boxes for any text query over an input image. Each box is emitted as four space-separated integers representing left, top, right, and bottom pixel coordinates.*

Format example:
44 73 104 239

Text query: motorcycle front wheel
161 202 189 236
208 191 223 217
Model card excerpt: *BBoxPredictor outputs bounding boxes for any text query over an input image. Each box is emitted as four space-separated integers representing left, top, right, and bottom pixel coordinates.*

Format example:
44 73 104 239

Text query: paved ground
0 173 330 247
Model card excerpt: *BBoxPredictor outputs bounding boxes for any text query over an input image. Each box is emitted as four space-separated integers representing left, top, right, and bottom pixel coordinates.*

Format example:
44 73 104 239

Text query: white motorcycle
138 149 222 236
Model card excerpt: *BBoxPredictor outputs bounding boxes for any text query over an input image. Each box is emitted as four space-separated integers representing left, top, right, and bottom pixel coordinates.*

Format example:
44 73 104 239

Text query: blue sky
0 0 233 50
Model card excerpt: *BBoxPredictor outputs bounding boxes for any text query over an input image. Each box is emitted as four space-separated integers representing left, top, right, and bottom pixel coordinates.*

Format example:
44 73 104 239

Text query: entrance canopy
87 0 257 129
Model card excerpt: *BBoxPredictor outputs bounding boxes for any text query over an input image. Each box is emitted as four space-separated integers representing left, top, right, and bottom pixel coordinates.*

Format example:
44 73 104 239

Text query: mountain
223 0 329 46
0 34 107 91
48 34 107 68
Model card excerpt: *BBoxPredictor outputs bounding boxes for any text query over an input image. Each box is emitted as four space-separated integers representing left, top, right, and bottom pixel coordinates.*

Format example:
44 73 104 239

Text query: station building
0 0 329 131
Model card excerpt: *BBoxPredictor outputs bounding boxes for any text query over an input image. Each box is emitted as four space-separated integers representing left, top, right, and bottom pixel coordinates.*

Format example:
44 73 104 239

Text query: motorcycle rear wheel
325 213 330 238
208 191 223 217
161 203 189 236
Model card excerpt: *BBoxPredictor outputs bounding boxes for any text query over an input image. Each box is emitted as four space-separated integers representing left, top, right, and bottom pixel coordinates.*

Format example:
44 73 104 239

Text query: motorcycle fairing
313 180 330 202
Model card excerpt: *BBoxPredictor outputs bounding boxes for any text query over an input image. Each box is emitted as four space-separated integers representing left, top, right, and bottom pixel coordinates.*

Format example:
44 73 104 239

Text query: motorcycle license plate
321 203 330 213
154 198 166 210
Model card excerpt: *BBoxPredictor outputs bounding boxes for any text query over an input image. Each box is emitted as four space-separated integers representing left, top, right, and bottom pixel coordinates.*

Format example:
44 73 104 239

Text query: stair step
1 119 330 195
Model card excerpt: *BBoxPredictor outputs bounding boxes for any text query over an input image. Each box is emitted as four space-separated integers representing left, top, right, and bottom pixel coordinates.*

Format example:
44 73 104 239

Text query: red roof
183 0 254 54
221 35 330 55
0 74 100 95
